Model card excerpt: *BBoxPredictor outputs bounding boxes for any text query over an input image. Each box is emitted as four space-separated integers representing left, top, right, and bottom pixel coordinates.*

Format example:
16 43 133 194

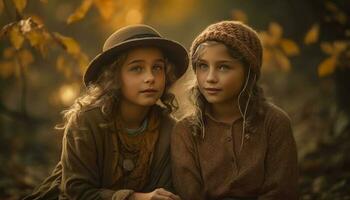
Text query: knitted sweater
171 103 298 200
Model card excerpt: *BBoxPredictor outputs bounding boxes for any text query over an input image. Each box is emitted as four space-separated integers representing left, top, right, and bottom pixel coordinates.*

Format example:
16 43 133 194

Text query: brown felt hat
84 24 189 86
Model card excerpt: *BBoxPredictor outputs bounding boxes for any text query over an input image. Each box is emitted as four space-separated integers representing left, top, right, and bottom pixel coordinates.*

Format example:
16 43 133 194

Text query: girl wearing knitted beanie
23 24 188 200
171 21 298 200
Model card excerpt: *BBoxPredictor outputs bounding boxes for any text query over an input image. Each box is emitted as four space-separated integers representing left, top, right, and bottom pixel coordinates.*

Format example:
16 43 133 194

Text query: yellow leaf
259 31 275 47
28 14 45 26
0 61 16 78
304 23 319 45
336 12 347 25
280 39 300 56
26 30 41 47
0 0 4 15
333 41 348 54
56 55 72 78
320 42 334 55
54 32 81 55
262 48 272 63
10 25 24 50
77 53 89 74
269 22 283 42
12 0 27 13
231 9 248 23
318 56 337 77
94 0 115 20
325 1 338 13
67 0 93 24
56 55 66 71
3 47 15 58
18 49 34 66
275 50 291 71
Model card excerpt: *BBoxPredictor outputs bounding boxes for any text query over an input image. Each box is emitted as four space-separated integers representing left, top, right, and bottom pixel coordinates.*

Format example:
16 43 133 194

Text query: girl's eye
153 64 165 72
196 63 208 71
129 66 143 72
218 64 230 71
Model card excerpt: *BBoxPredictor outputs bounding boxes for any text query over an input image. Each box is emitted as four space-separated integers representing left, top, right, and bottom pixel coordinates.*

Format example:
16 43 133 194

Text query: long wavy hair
188 41 267 139
56 48 178 130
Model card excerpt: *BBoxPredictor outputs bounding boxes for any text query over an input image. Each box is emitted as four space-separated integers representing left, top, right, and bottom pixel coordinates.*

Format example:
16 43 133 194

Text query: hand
131 188 181 200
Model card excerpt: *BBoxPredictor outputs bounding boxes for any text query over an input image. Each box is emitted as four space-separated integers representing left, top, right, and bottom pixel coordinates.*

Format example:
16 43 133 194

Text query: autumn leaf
18 49 34 66
0 61 16 78
56 55 72 78
12 0 27 13
94 0 116 21
28 14 45 26
3 48 15 58
333 41 348 54
26 30 41 47
10 25 25 50
318 56 337 77
259 31 275 47
304 23 319 45
67 0 93 24
269 22 282 43
320 42 334 55
325 1 338 13
335 12 347 25
280 39 300 56
274 50 291 71
0 0 4 15
262 48 272 63
25 29 51 57
77 53 89 74
53 32 81 55
231 9 248 23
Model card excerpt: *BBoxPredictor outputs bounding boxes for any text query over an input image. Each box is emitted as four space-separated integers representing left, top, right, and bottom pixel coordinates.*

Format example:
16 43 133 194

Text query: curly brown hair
56 48 178 130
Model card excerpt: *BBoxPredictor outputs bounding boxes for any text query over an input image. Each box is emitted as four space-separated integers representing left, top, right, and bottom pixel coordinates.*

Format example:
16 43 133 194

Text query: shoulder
264 103 291 126
175 115 196 130
156 105 176 128
67 106 110 132
172 115 197 140
263 103 293 138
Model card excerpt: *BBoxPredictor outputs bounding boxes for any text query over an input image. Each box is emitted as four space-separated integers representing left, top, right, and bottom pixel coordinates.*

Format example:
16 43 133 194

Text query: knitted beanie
190 21 263 78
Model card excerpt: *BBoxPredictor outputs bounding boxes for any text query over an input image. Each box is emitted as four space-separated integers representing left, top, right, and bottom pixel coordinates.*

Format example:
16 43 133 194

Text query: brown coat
171 103 298 200
24 106 175 200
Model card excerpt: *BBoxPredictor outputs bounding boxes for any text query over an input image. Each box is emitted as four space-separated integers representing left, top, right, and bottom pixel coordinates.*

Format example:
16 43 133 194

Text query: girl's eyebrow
154 58 166 63
127 58 165 65
198 59 234 64
216 60 234 64
127 59 144 65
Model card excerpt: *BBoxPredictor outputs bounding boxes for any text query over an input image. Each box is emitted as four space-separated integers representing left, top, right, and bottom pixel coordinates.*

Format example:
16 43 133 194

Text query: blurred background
0 0 349 199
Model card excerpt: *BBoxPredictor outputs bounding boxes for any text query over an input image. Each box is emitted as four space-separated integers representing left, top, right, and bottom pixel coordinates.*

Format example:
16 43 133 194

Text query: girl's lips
204 88 222 94
140 89 158 93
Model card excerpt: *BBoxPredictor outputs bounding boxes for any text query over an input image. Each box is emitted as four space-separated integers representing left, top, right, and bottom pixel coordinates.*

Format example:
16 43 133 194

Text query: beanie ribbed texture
190 21 263 78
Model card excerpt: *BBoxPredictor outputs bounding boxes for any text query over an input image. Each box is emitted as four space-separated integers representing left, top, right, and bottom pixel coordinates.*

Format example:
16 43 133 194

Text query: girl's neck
119 98 150 129
209 99 242 123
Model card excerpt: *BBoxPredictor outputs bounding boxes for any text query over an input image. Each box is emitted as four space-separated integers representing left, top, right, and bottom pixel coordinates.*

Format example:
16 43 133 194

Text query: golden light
125 9 143 24
59 84 79 106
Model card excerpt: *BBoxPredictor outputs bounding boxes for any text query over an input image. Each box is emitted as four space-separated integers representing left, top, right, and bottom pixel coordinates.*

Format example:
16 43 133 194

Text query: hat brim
83 37 189 86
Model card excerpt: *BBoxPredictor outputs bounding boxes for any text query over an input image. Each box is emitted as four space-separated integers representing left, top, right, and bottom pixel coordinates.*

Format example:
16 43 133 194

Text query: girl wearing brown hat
171 21 298 200
23 24 188 200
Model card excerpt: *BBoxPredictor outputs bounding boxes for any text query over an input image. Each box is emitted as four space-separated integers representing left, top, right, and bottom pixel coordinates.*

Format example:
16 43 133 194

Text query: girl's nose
144 69 155 84
206 68 218 83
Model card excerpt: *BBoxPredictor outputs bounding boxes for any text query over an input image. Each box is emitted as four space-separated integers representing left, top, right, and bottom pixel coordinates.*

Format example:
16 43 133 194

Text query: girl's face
120 47 166 107
195 43 245 105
